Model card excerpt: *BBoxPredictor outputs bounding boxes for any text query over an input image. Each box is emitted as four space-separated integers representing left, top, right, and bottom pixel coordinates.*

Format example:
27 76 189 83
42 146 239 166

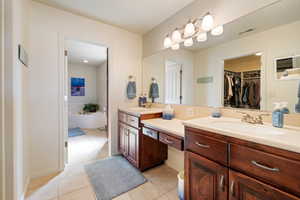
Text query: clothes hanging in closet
224 70 260 109
241 79 260 109
224 71 241 107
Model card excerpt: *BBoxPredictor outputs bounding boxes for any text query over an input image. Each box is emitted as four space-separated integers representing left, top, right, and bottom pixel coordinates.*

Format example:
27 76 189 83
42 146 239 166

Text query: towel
149 82 159 99
126 81 136 99
295 81 300 113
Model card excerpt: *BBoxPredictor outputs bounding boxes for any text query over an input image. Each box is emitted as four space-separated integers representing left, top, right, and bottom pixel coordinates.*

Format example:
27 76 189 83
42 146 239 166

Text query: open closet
224 54 261 109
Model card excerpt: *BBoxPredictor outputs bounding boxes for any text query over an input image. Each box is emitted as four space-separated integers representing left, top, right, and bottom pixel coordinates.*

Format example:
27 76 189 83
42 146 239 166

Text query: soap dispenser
272 103 284 128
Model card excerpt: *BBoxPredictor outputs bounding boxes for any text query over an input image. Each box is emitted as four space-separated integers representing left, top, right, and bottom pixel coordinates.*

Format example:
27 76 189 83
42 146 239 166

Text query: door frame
58 36 110 169
0 0 4 198
1 0 17 199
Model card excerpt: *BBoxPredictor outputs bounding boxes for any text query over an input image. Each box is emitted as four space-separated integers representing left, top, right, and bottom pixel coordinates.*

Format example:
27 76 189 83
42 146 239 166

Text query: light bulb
163 35 172 48
171 43 180 50
211 25 223 36
184 21 195 37
172 29 182 43
83 59 89 63
197 32 207 42
202 13 214 31
184 38 193 47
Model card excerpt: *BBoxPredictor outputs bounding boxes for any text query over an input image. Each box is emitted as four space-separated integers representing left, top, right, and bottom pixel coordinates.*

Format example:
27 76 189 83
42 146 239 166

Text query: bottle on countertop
138 94 144 107
211 107 222 118
142 93 147 105
272 102 284 128
162 104 174 120
281 102 290 114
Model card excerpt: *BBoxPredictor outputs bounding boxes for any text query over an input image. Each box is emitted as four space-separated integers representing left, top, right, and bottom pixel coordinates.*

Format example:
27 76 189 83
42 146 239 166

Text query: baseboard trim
30 167 62 179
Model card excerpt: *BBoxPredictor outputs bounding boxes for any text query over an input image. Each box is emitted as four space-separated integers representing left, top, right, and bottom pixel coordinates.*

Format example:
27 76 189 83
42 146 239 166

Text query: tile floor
25 129 179 200
68 129 108 165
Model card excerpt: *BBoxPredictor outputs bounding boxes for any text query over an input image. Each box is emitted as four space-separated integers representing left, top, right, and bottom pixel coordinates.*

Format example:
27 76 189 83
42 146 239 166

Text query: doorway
64 39 109 166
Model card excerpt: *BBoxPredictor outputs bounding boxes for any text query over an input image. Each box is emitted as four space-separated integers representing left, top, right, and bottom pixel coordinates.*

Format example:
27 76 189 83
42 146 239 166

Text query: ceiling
34 0 196 34
186 0 300 51
66 40 107 67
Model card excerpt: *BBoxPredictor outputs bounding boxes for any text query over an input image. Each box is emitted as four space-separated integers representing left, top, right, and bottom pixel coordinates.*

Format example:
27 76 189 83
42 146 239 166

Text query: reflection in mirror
224 54 261 110
275 55 300 80
142 0 300 113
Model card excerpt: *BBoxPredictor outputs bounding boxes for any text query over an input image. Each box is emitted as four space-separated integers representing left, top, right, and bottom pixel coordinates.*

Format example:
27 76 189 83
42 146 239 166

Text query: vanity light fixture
163 12 224 50
172 28 182 43
184 20 196 37
171 43 180 50
211 25 224 36
197 32 207 42
184 38 194 47
255 52 263 56
163 35 172 48
83 59 89 63
201 13 214 31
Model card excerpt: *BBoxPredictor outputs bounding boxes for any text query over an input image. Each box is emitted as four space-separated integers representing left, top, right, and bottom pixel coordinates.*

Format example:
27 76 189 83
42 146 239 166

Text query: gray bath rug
84 156 147 200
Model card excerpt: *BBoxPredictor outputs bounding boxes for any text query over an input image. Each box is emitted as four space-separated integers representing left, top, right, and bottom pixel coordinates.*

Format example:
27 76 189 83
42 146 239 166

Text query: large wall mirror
142 0 300 113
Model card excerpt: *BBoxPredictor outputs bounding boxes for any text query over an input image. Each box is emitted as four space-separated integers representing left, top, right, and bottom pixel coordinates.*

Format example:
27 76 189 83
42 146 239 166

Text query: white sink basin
210 121 285 136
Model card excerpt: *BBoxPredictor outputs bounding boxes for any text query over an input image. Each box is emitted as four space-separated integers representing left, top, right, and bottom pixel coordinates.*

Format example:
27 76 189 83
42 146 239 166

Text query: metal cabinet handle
195 142 210 148
146 131 153 135
164 138 174 144
251 161 279 172
230 181 235 196
219 175 225 191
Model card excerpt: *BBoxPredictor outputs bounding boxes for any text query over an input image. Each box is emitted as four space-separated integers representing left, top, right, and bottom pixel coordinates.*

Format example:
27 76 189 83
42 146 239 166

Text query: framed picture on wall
71 77 85 96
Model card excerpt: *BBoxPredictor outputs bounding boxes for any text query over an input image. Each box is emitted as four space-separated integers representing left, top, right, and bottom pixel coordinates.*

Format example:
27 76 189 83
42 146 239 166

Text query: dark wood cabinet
127 127 139 167
118 110 166 171
185 151 228 200
118 121 139 167
185 126 300 200
229 170 300 200
118 122 128 156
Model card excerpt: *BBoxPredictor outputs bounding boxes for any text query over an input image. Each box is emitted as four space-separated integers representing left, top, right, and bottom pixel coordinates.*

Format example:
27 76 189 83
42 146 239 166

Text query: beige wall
143 0 278 57
143 48 194 105
194 20 300 112
29 1 142 178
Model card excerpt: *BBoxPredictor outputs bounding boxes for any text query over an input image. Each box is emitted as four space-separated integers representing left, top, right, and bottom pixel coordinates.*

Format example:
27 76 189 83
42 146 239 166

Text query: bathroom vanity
118 108 168 170
118 107 185 171
183 117 300 200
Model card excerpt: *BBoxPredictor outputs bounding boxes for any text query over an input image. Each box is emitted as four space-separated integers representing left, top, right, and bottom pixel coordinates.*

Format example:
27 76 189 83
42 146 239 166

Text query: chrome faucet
239 112 269 125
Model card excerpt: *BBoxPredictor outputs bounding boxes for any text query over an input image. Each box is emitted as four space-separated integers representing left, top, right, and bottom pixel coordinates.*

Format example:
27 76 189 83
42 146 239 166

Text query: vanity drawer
185 130 228 165
142 127 158 140
127 115 139 128
230 144 300 196
159 132 183 150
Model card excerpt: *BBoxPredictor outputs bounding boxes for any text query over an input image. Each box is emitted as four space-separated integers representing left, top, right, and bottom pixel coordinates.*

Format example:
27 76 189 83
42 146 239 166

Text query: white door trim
2 0 17 199
57 35 111 170
0 0 4 198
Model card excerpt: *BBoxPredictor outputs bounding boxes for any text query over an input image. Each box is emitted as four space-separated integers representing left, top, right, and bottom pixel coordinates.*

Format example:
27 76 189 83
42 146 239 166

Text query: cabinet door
127 127 139 167
118 123 128 156
185 151 228 200
229 170 300 200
